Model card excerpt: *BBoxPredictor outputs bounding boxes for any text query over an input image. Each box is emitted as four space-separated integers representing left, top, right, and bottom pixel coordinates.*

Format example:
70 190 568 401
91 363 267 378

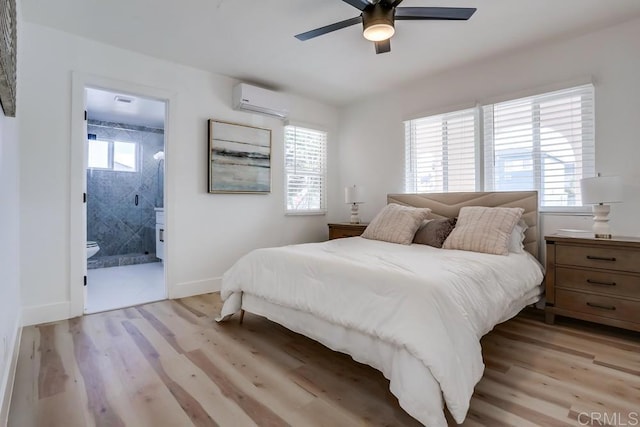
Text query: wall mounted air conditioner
232 83 290 120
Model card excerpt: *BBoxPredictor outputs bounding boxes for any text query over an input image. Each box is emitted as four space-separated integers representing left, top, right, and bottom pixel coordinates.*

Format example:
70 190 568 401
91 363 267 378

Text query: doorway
84 87 167 313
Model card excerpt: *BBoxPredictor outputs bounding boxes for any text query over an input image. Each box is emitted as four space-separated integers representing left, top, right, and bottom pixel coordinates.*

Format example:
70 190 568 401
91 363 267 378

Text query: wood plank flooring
8 293 640 427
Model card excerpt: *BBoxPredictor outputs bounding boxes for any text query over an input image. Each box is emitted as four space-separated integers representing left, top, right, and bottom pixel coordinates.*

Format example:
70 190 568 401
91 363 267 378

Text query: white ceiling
21 0 640 106
86 88 166 129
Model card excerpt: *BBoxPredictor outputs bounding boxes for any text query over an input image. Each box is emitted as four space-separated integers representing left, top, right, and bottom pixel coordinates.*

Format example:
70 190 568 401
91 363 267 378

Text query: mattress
218 237 544 426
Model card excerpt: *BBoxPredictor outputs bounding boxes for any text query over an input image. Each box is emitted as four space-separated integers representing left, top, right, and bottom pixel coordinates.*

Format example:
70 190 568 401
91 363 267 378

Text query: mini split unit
232 83 290 120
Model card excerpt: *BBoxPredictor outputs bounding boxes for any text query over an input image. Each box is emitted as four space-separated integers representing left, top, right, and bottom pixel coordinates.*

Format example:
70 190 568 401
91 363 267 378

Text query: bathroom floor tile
86 262 165 314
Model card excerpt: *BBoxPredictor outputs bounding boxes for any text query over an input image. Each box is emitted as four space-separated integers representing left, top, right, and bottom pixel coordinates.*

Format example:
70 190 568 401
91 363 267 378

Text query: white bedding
218 237 544 426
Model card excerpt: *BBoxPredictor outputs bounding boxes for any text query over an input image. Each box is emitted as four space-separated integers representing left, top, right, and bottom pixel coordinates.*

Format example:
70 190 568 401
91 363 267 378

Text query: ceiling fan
295 0 476 54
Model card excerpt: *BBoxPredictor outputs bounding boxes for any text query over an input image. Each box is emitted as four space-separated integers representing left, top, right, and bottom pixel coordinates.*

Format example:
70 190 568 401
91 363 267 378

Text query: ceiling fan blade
375 39 391 54
295 16 363 41
341 0 371 11
382 0 404 7
395 7 476 21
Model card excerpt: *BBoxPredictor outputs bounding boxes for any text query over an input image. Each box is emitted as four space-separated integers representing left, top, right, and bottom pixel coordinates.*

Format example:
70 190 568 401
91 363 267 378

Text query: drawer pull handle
586 255 616 262
586 279 617 287
586 302 616 311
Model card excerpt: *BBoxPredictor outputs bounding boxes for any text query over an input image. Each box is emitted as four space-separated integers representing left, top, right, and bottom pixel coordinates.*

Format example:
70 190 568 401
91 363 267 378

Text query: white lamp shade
345 185 364 204
580 175 623 205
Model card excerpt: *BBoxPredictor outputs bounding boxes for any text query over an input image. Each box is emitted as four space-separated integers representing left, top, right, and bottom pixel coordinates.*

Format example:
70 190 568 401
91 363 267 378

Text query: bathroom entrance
84 87 167 313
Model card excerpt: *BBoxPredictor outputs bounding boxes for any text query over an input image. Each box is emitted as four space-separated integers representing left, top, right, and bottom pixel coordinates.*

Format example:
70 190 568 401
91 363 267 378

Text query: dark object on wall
0 0 16 116
208 119 272 194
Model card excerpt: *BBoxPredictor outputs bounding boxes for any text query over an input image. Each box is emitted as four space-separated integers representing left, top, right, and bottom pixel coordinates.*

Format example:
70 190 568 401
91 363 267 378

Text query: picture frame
0 0 16 117
208 119 272 193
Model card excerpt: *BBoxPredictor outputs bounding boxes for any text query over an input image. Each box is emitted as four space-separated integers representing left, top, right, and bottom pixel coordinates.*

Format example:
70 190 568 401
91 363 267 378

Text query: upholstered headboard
387 191 539 259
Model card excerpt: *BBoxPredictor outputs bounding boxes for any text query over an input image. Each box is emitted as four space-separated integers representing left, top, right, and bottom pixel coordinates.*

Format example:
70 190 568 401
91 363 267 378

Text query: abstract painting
208 120 271 193
0 0 16 117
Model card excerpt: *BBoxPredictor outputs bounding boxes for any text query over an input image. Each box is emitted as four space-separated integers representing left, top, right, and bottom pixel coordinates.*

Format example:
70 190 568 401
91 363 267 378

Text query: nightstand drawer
555 289 640 323
556 268 639 299
328 223 368 240
556 245 640 273
329 230 361 239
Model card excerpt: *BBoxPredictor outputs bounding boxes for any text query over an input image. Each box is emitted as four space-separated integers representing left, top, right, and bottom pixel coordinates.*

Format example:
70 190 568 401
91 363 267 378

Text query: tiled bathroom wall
87 120 164 266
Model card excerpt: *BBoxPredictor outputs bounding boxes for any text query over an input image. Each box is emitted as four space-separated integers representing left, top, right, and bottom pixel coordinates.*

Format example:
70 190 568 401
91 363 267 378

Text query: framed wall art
0 0 16 117
208 119 271 193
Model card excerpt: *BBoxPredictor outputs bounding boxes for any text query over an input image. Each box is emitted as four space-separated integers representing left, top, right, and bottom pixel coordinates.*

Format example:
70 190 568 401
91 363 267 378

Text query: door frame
70 72 176 317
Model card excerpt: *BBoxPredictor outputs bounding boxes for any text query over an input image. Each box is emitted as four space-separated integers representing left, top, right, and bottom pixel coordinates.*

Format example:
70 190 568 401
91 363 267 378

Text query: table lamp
344 185 364 224
580 174 623 239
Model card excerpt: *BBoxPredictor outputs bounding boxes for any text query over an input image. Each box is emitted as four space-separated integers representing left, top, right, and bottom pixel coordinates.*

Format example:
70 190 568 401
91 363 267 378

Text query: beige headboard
387 191 539 259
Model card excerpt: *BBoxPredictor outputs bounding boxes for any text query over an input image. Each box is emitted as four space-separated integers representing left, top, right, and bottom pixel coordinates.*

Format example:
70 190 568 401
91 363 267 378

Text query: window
88 139 109 169
405 84 595 209
405 108 477 193
285 125 327 214
484 85 594 208
113 141 137 171
88 139 138 172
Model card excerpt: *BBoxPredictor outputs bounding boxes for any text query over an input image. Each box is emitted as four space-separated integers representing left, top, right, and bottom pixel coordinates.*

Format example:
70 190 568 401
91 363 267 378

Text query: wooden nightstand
328 223 368 240
545 235 640 332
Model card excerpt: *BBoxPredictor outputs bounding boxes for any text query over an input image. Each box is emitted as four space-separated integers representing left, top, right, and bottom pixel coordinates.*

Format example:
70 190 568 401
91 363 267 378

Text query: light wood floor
8 293 640 427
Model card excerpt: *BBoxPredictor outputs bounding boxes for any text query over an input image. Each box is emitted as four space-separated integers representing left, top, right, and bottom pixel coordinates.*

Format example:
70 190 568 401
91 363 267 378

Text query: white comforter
219 237 543 425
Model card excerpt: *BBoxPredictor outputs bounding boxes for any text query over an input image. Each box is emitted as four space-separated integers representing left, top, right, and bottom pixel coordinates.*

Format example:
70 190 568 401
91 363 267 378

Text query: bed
217 191 544 426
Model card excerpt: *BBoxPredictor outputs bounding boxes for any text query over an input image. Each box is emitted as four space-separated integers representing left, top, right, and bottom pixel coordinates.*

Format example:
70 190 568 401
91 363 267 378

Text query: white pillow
508 220 528 253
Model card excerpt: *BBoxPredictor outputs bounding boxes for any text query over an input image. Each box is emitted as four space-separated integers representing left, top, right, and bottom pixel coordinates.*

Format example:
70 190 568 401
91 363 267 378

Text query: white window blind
285 125 327 214
405 108 477 193
484 84 594 208
404 84 595 210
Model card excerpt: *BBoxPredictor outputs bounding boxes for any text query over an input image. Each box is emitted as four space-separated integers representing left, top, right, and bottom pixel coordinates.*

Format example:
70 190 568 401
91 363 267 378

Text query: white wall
337 17 640 239
0 107 22 423
18 22 339 325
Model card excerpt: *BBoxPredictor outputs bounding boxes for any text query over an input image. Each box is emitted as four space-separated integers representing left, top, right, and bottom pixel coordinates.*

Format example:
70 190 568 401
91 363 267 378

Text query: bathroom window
88 139 138 172
88 139 110 169
113 141 137 171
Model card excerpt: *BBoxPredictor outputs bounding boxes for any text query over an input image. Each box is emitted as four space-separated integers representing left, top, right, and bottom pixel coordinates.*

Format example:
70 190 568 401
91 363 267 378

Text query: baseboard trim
169 277 221 299
22 302 71 327
0 315 22 426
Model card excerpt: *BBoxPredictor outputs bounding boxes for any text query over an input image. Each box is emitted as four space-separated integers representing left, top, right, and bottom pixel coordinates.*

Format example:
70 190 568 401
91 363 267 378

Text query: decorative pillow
413 217 457 248
508 219 528 253
362 204 431 245
442 206 524 255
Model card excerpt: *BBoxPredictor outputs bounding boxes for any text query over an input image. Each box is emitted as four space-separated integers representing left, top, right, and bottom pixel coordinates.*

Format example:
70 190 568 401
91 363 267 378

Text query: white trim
404 101 478 123
71 72 177 318
22 302 71 327
0 315 21 426
480 76 595 107
285 211 327 216
283 119 329 133
169 277 222 299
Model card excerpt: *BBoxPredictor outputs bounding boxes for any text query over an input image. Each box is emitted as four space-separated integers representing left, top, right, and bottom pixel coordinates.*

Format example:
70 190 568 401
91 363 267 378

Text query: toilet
87 241 100 259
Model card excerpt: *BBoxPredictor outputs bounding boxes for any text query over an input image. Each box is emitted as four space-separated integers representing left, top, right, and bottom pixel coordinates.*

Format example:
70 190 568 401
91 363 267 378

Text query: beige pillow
362 204 431 245
442 206 524 255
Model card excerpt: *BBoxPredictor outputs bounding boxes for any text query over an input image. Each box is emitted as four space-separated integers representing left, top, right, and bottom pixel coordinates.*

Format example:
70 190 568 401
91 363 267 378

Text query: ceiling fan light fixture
362 5 395 41
363 23 395 41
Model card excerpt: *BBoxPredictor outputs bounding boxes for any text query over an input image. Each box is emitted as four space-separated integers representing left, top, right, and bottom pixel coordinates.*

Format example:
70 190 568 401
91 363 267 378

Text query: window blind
483 84 595 208
285 126 327 214
405 108 477 193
